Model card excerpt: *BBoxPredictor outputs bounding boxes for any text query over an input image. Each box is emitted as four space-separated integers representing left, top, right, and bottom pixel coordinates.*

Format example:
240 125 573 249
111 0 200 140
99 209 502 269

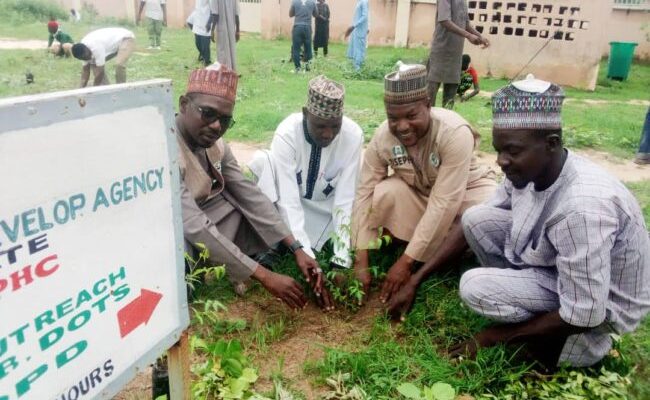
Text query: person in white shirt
249 75 363 269
72 27 135 87
137 0 167 49
187 0 212 65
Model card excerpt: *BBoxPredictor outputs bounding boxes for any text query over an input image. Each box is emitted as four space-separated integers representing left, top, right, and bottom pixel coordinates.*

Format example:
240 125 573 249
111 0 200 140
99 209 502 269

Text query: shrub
4 0 68 21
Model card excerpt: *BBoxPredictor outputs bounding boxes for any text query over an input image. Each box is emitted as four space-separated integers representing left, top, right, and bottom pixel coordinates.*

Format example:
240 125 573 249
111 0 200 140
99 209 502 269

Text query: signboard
0 80 189 400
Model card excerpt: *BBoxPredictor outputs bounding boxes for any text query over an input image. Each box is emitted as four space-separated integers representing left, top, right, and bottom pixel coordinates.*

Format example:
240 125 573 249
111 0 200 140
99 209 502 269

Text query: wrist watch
288 240 304 254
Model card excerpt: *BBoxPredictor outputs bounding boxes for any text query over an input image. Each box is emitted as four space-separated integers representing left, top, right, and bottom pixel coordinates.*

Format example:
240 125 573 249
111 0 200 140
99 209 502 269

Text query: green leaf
397 382 422 399
240 367 258 383
430 382 455 400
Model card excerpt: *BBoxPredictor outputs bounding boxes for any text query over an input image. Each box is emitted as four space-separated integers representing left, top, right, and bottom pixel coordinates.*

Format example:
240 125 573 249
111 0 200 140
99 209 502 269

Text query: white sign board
0 80 189 400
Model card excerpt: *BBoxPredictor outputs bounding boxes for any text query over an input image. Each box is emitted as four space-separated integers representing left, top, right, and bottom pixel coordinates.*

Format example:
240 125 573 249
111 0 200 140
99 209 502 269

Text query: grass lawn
2 3 650 399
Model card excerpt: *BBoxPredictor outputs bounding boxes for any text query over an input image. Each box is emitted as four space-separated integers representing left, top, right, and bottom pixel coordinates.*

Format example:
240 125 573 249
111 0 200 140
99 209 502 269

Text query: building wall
604 9 650 59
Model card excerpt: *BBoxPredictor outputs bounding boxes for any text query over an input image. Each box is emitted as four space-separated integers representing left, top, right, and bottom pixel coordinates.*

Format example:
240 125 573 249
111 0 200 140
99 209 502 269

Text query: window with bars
239 0 261 4
613 0 649 10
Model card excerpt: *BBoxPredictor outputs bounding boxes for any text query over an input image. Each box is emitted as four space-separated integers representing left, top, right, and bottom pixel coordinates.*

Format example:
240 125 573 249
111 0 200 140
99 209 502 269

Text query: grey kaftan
209 0 240 70
427 0 469 84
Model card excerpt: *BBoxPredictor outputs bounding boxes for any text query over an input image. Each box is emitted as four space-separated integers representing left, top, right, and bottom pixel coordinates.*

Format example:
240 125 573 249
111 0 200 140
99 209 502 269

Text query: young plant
397 382 455 400
191 337 268 400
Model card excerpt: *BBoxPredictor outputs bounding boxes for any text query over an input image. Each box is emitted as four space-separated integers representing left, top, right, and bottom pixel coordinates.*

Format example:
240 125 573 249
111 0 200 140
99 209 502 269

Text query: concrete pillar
394 0 411 47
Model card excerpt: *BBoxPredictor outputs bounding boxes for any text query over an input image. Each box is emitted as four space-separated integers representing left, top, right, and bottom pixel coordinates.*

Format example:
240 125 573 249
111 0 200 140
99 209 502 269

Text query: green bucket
607 42 638 81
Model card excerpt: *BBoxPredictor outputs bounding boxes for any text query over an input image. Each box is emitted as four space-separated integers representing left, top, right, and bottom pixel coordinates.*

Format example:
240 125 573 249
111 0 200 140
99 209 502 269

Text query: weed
185 243 227 293
323 372 368 400
397 381 455 400
191 337 265 399
1 0 68 22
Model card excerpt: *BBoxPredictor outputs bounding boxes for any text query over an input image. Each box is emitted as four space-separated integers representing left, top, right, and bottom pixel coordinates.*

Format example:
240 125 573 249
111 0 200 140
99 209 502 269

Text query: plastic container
607 42 638 81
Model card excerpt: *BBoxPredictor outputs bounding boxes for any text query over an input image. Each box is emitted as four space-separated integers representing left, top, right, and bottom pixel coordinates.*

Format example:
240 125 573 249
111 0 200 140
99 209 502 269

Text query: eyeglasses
188 99 236 129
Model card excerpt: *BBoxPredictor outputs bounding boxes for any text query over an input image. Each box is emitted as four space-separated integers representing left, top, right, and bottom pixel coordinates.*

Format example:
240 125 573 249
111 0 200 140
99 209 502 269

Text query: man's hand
294 249 323 295
380 255 413 303
235 31 240 42
387 281 417 321
467 33 482 46
344 26 354 40
316 285 335 311
448 329 499 359
255 267 307 310
479 36 490 48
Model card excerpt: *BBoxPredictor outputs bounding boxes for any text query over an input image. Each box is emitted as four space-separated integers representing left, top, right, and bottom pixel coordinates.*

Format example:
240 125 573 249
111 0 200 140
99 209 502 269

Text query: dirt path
231 141 650 183
0 37 47 50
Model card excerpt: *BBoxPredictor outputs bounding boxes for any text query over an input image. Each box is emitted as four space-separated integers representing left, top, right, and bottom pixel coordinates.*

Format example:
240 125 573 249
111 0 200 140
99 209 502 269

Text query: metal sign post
0 80 190 400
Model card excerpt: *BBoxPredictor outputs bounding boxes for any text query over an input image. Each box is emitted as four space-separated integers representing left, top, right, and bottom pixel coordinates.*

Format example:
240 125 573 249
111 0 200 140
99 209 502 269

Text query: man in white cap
388 75 650 368
250 76 363 297
351 63 496 304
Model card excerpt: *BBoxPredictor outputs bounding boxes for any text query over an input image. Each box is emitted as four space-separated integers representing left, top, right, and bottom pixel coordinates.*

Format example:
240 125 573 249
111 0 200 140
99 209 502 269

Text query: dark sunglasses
188 99 235 129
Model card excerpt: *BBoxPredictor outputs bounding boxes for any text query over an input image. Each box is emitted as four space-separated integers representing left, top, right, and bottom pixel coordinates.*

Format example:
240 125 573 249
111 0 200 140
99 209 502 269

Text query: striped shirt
486 151 650 363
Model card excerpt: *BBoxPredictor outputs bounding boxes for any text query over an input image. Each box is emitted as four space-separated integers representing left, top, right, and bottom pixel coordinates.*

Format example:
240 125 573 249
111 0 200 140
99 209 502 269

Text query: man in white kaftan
250 76 363 268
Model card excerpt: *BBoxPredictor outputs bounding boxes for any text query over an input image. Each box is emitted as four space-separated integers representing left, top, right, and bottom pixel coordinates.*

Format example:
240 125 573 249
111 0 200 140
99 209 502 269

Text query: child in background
457 54 480 102
47 19 74 57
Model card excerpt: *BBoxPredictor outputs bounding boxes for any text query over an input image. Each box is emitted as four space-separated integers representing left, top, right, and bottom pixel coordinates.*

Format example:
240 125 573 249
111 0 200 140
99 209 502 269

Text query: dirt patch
0 38 47 50
477 149 650 183
223 293 384 397
112 369 152 400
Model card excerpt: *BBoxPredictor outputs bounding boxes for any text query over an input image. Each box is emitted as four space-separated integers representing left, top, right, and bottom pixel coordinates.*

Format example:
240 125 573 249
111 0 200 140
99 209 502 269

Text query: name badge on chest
429 152 440 168
212 160 222 172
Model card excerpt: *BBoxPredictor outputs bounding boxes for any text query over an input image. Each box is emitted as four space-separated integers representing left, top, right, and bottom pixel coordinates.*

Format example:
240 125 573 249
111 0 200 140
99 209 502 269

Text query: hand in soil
294 249 324 295
316 285 335 311
448 331 496 360
260 270 307 310
387 282 416 321
380 256 413 303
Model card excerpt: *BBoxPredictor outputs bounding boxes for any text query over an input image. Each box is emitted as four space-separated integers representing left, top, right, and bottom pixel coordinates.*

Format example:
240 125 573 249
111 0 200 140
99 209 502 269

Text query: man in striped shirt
388 75 650 367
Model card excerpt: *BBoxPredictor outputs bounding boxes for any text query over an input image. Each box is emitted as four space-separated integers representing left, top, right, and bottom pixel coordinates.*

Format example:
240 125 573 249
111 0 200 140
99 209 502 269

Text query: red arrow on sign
117 289 163 338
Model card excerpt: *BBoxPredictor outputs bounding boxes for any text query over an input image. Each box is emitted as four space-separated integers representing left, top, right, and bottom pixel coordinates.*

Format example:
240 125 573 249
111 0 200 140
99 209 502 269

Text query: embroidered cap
186 62 239 103
307 75 345 119
492 74 565 130
384 62 428 104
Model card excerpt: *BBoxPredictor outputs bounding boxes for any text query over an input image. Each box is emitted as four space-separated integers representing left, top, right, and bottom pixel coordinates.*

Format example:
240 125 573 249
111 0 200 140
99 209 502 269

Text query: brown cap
307 75 345 119
384 63 428 105
186 62 238 103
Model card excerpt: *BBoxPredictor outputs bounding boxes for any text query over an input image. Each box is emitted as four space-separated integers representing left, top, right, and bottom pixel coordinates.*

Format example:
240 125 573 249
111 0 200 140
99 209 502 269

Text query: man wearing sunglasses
176 63 327 310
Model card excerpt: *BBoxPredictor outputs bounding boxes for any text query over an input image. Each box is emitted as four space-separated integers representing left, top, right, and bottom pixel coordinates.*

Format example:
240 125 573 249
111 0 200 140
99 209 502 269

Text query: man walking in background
137 0 167 49
427 0 489 108
187 0 212 65
208 0 240 70
345 0 369 71
290 0 318 73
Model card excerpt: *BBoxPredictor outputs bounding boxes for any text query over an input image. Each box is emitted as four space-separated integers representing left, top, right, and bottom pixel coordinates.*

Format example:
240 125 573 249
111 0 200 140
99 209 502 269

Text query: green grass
2 10 650 399
1 19 648 154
